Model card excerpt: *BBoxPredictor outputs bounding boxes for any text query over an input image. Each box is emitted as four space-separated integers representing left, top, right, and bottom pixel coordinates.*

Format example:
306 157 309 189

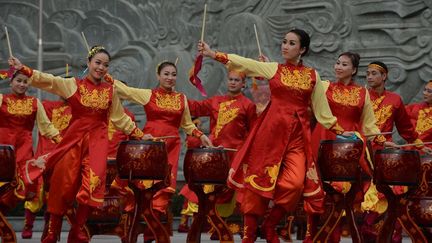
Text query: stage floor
16 232 413 242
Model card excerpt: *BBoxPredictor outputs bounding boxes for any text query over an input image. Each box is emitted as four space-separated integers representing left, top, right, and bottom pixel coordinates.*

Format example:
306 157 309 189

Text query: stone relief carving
1 0 431 178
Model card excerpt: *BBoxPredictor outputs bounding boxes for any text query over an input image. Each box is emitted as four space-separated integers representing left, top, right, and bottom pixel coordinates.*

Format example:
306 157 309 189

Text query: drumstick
81 31 90 52
5 26 13 57
364 131 393 137
66 63 69 77
253 24 262 57
153 135 178 140
200 4 207 42
396 141 432 148
174 57 179 66
223 147 238 152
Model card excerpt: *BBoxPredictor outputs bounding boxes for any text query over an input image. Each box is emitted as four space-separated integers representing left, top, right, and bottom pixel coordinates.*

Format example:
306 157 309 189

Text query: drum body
183 148 229 185
0 145 15 182
116 140 169 180
87 193 122 224
374 149 420 186
408 155 432 227
106 159 118 188
317 139 363 182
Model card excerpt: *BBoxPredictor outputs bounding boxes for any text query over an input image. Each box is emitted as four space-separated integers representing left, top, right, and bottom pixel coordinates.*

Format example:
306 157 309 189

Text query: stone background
1 0 432 180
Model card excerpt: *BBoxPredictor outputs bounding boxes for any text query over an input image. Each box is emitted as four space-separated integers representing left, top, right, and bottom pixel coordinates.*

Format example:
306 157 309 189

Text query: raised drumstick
5 26 13 57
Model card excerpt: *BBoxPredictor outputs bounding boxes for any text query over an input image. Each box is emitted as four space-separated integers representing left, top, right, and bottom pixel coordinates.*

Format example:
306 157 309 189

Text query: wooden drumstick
174 57 179 66
81 31 90 52
5 26 13 57
223 147 238 152
396 141 432 148
66 63 69 77
200 4 207 42
253 24 262 57
365 131 393 137
153 135 178 140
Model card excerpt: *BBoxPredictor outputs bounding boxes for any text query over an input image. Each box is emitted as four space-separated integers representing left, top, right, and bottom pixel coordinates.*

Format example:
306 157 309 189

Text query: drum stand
376 184 428 242
0 180 18 243
186 184 234 243
128 175 171 243
314 181 363 243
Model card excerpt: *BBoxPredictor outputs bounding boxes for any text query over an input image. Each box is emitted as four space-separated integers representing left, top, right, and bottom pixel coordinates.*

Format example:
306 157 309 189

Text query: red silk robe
406 102 432 147
213 53 343 214
369 89 419 144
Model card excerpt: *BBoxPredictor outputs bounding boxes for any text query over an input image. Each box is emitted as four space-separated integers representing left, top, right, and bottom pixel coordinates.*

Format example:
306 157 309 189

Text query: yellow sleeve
114 80 151 105
109 88 139 135
28 70 76 98
0 94 3 107
35 99 60 139
311 73 339 129
180 95 200 136
225 54 279 80
361 91 382 138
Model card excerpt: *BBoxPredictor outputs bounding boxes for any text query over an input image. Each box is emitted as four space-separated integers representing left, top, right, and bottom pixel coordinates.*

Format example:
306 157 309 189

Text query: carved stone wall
1 0 431 179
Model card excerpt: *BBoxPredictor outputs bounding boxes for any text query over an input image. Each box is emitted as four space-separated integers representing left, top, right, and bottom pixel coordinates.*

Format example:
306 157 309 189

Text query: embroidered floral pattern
244 162 281 192
51 106 71 131
280 67 313 90
416 107 432 135
331 86 361 106
215 100 239 138
79 85 110 110
155 92 181 111
6 97 34 115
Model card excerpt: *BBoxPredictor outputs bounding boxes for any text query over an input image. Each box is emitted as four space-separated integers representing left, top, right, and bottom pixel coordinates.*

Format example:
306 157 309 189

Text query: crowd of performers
0 27 431 243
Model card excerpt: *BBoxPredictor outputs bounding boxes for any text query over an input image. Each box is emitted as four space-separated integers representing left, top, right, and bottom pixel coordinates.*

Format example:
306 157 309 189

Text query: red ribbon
188 54 207 97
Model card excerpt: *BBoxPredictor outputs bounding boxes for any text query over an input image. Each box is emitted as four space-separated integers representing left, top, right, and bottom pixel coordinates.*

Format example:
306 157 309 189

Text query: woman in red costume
198 28 349 243
8 45 144 243
113 61 212 236
0 70 60 220
308 52 388 242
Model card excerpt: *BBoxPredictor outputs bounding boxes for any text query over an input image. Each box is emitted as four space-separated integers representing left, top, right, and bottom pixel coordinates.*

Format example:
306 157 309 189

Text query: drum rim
186 147 227 153
0 144 14 149
119 140 165 145
320 139 363 144
375 149 420 155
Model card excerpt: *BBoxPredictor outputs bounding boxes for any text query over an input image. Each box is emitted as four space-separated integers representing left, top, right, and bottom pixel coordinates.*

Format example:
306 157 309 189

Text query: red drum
374 149 420 186
183 148 229 185
0 145 15 182
106 159 117 187
317 139 363 182
408 155 432 227
87 194 122 224
116 140 169 180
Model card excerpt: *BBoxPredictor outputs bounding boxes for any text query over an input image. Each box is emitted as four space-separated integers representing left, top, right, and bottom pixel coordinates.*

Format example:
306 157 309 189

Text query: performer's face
10 73 29 95
227 71 244 94
158 65 177 91
334 55 356 81
366 67 387 89
281 32 305 62
423 82 432 104
87 53 110 82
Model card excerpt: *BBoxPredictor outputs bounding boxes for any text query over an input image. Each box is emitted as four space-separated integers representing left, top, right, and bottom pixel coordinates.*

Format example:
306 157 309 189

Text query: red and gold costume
0 93 59 199
25 100 72 216
107 108 135 158
406 102 432 147
114 81 204 214
211 53 343 216
369 89 420 145
19 66 143 215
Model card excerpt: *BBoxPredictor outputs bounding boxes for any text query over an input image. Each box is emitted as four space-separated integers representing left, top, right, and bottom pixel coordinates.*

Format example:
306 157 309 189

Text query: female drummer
198 28 350 243
8 46 144 243
0 70 60 239
308 52 389 242
112 61 212 231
